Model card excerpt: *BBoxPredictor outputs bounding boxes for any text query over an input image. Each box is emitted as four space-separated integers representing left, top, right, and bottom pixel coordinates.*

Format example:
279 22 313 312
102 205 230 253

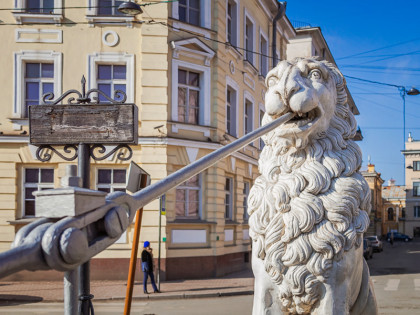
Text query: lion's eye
267 77 277 87
309 69 322 80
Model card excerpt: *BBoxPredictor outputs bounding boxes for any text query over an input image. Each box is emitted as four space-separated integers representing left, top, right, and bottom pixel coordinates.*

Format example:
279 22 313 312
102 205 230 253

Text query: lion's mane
248 59 371 314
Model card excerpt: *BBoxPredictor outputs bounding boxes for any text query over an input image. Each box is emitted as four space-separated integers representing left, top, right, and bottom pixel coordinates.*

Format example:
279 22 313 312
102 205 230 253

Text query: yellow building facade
0 1 355 281
382 179 406 236
361 164 384 236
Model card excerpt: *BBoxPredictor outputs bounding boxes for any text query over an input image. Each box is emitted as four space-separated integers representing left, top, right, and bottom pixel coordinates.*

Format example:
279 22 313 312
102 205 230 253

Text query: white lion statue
248 58 378 315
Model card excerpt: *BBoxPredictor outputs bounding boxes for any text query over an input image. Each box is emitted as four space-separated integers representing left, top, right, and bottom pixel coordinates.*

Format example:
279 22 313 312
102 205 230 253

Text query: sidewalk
0 269 254 305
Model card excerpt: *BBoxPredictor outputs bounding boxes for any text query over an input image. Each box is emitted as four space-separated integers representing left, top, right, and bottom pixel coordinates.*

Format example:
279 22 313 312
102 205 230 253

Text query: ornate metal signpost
29 77 138 315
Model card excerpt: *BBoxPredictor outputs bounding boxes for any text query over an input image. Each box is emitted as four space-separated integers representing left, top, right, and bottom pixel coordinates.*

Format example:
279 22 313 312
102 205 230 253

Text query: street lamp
117 1 143 15
400 86 420 150
407 87 420 96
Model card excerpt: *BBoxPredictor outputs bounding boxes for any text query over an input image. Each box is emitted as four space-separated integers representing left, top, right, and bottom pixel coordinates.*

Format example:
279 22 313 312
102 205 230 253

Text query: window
172 0 211 33
225 177 233 219
97 64 127 103
226 0 238 46
415 206 420 218
97 0 125 15
178 69 200 124
414 161 420 171
86 0 135 26
13 0 63 24
387 207 394 221
259 109 265 149
96 169 126 193
24 63 54 118
243 181 250 220
171 58 212 135
14 51 62 121
226 87 237 136
176 174 201 218
26 0 54 13
244 13 255 64
260 33 268 77
244 99 253 135
413 182 420 196
88 52 134 102
23 168 54 217
179 0 200 26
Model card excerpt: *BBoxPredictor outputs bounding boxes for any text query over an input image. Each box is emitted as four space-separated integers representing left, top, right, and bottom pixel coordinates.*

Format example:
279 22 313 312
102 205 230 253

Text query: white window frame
172 0 211 28
226 0 240 47
244 9 256 65
95 168 127 193
13 50 62 122
87 52 134 103
13 0 63 24
86 0 135 27
225 176 234 220
259 29 269 78
175 174 202 219
243 91 255 136
414 182 420 197
171 59 211 135
226 76 239 137
172 0 211 37
414 206 420 218
22 167 55 218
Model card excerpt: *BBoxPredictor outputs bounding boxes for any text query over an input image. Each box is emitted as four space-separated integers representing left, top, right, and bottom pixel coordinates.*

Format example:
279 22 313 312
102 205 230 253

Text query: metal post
158 195 164 291
400 88 406 184
78 143 93 315
63 165 81 315
64 269 79 315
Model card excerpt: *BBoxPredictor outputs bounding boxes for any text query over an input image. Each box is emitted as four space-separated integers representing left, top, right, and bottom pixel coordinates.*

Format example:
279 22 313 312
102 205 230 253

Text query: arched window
388 207 394 221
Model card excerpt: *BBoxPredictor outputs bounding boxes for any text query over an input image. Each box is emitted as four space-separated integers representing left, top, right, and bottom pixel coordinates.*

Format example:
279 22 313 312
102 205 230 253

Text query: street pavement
0 239 420 314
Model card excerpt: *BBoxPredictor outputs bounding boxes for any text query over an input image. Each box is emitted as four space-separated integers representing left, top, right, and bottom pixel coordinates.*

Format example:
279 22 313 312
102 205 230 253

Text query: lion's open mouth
284 108 320 129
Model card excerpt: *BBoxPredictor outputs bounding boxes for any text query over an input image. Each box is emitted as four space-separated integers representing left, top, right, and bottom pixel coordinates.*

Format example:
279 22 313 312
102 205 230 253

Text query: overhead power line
0 0 177 11
341 65 420 72
344 75 403 89
336 37 420 60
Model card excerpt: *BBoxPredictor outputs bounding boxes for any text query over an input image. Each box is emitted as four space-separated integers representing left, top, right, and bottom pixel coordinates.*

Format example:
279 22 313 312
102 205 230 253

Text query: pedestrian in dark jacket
141 241 159 294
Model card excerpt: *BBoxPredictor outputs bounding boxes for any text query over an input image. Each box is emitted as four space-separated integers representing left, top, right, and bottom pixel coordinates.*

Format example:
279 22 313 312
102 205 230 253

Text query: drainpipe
272 2 287 67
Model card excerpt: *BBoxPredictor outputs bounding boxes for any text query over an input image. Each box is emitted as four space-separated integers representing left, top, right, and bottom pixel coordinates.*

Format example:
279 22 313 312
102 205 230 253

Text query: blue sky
286 1 420 185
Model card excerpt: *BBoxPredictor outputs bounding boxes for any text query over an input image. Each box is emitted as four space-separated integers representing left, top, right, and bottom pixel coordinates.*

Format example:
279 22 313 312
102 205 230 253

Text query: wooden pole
124 173 149 315
123 207 143 315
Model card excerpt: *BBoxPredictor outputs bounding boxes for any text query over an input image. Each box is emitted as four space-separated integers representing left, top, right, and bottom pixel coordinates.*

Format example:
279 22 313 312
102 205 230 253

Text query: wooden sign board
29 104 138 145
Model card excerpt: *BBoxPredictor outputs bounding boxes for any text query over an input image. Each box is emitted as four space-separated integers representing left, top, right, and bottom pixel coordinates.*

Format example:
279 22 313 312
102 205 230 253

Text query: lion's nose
287 70 317 114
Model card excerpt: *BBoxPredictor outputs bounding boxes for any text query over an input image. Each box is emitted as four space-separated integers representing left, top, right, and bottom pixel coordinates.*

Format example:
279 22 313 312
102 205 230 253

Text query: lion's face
264 59 337 142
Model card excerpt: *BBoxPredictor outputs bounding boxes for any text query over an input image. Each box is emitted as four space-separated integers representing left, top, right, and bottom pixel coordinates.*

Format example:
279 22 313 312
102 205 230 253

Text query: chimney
388 178 396 186
368 163 375 173
408 132 413 142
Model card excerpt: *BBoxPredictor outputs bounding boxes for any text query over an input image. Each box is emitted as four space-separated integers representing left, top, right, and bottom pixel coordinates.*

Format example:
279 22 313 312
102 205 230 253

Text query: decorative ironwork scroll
36 145 78 162
90 144 133 161
42 76 127 105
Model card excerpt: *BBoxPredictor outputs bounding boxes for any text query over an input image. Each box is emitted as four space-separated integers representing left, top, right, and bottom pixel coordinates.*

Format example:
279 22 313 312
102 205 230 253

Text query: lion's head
263 58 355 150
248 58 370 314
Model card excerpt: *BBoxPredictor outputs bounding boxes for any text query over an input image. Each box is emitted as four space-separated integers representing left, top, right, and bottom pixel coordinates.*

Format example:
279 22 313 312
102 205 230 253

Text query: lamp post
400 86 420 150
399 86 419 185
